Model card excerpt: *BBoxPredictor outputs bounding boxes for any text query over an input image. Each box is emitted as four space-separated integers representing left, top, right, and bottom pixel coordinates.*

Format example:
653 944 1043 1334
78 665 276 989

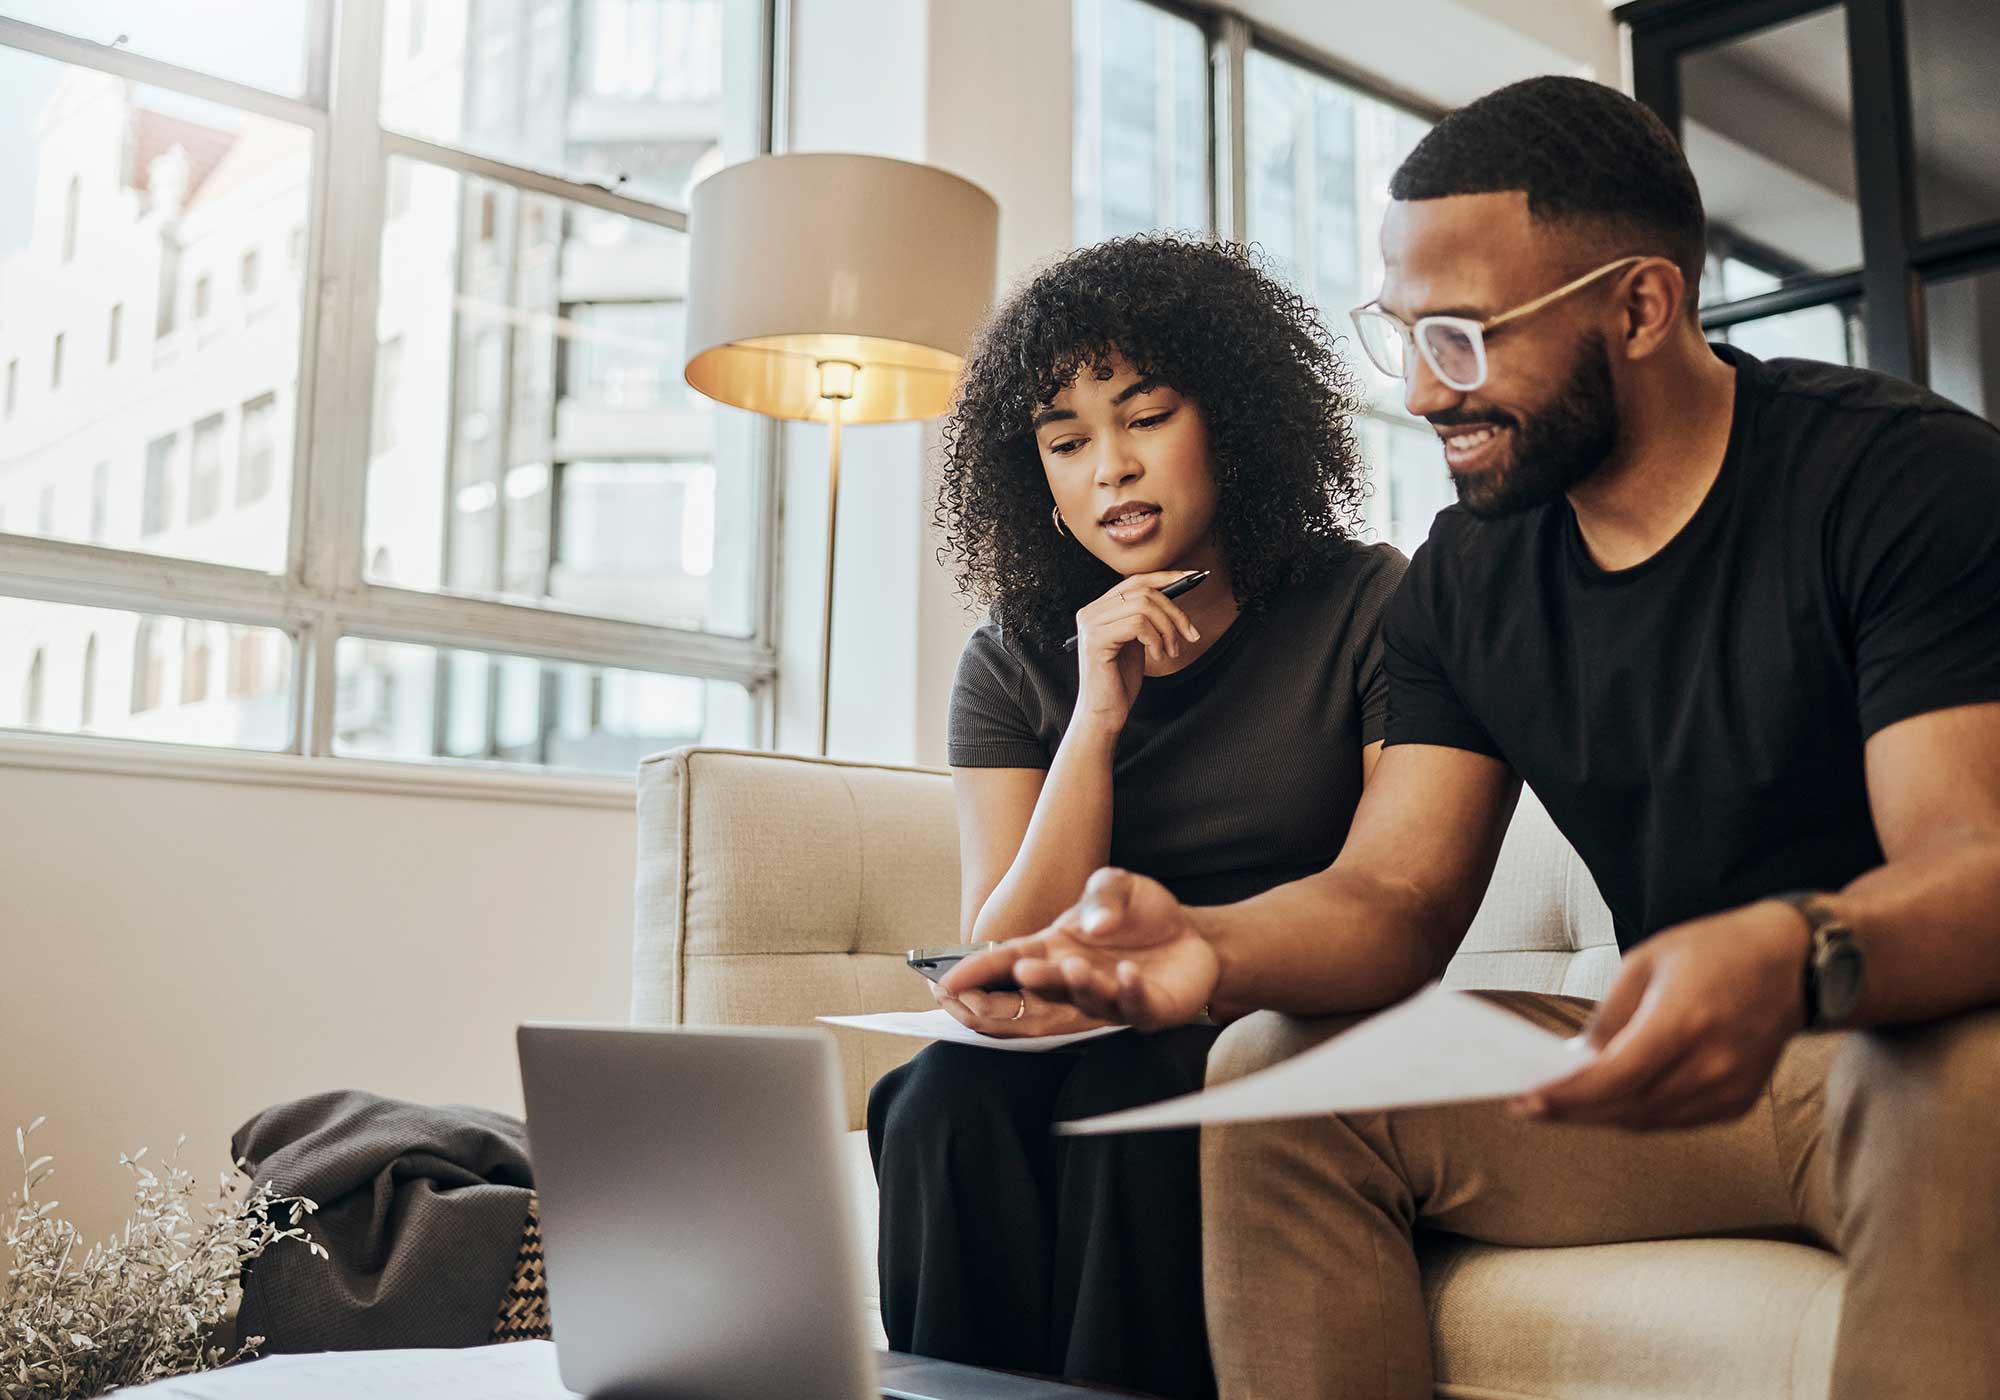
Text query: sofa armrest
633 746 961 1129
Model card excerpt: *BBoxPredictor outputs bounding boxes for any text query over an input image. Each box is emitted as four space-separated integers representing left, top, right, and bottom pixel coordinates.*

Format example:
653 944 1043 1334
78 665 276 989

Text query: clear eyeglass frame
1349 255 1648 393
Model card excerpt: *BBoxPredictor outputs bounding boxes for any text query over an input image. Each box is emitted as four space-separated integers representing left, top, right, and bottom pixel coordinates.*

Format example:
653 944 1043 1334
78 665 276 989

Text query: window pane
1245 49 1430 396
1907 0 2000 237
1071 0 1208 244
0 47 309 570
380 0 764 210
0 597 292 748
0 2 313 97
1244 47 1433 545
332 636 752 774
1679 6 1862 307
1358 416 1453 559
365 157 761 636
1716 301 1865 367
1926 268 2000 422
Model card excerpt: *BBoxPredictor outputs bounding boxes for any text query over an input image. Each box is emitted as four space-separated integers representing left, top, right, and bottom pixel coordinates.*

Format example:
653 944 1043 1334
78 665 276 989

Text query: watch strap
1772 890 1835 1028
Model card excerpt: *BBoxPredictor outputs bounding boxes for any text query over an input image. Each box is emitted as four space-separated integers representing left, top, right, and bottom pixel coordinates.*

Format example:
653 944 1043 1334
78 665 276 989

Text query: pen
1060 570 1211 652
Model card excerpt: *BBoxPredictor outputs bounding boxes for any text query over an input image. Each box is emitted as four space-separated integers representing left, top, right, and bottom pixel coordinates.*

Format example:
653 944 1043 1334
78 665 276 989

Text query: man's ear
1617 257 1688 363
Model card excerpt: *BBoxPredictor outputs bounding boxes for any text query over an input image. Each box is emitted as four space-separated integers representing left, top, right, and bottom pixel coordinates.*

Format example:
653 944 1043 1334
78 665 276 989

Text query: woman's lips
1099 504 1161 546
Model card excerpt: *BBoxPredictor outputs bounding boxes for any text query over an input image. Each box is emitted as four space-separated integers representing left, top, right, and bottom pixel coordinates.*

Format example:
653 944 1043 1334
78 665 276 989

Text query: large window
1243 46 1436 553
1072 0 1210 245
0 0 777 774
1070 5 1443 555
1623 0 2000 402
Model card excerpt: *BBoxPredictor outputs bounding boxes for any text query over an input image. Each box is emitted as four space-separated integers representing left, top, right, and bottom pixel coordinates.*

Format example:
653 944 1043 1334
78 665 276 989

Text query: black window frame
1619 0 2000 385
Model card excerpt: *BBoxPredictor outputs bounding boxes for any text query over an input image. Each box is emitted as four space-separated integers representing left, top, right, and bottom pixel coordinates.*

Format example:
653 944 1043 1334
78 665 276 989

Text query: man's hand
941 868 1220 1031
1513 899 1812 1130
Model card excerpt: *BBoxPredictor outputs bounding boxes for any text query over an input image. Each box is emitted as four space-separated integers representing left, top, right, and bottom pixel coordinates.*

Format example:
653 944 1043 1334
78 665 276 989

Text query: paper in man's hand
1059 985 1590 1134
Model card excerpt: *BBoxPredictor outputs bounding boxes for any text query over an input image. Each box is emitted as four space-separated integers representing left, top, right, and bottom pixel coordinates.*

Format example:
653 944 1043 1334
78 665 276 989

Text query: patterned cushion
490 1195 552 1344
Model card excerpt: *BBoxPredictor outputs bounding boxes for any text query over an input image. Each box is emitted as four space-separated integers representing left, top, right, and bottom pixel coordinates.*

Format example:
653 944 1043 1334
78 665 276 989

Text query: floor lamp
683 154 999 755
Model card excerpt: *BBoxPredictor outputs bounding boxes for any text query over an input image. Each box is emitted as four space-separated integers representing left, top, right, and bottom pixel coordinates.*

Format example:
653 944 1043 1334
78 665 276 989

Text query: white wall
1238 0 1621 104
0 743 634 1242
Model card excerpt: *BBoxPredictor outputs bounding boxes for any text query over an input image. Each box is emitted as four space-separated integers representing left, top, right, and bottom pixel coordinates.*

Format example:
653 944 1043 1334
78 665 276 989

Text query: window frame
1620 0 2000 382
0 0 786 777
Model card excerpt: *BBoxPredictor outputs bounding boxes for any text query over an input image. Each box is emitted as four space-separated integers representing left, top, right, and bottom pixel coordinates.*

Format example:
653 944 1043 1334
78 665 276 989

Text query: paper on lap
818 1008 1128 1052
116 1339 579 1398
1058 985 1590 1135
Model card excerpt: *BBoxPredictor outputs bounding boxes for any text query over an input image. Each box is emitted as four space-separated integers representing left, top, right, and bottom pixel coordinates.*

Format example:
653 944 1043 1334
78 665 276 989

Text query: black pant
866 1026 1222 1400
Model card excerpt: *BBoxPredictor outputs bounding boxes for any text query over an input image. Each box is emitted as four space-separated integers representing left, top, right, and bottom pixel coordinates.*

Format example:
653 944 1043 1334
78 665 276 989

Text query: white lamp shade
684 153 1000 424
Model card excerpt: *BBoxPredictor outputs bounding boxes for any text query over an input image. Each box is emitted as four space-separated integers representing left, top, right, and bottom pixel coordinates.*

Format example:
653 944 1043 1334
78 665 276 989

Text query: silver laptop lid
518 1023 875 1400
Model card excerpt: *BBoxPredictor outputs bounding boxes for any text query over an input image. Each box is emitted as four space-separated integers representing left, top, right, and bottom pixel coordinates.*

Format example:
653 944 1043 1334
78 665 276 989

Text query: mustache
1426 410 1518 431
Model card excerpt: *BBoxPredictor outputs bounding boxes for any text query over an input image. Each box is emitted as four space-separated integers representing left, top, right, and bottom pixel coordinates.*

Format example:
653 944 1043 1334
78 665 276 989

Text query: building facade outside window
0 0 775 771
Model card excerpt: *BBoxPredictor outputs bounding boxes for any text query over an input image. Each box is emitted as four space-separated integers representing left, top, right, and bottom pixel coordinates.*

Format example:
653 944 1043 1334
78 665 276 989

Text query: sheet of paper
117 1340 580 1398
819 1008 1128 1053
1059 985 1591 1135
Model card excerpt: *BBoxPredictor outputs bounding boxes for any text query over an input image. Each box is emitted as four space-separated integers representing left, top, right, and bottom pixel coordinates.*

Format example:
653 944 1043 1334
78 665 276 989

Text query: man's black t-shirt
1383 347 2000 950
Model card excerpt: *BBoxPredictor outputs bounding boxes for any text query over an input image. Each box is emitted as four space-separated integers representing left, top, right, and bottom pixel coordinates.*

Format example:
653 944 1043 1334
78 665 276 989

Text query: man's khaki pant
1201 991 2000 1399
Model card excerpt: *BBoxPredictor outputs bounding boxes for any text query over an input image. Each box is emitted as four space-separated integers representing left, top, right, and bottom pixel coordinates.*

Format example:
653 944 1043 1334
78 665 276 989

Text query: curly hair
936 234 1370 652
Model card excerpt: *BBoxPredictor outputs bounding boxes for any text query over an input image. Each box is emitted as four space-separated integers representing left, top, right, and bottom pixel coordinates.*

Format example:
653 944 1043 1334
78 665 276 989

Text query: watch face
1818 940 1865 1021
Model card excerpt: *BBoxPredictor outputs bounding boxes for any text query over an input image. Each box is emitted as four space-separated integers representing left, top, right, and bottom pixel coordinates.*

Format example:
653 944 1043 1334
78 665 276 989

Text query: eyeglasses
1349 256 1647 393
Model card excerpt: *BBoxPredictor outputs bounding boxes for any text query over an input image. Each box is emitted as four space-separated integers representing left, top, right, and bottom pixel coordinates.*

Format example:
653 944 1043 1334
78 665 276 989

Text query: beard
1446 332 1619 518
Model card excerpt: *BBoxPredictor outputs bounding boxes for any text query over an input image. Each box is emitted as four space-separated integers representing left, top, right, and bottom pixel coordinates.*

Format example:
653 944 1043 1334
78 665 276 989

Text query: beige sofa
633 746 1846 1399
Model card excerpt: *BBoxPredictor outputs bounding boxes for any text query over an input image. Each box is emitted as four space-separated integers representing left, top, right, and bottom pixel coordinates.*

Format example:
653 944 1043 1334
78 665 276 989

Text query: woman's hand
1073 571 1203 733
931 980 1111 1039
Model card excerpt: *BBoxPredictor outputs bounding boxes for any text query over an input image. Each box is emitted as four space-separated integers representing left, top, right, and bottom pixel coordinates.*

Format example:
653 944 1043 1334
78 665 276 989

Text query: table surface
117 1341 1148 1398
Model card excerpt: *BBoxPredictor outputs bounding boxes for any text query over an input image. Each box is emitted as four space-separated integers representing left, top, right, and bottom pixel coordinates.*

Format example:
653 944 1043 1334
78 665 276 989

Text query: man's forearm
1823 832 2000 1026
1194 865 1452 1018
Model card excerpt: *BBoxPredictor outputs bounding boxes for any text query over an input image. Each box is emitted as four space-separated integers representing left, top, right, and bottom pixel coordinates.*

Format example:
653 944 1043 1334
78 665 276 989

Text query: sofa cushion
1423 1233 1841 1400
634 748 957 1128
1445 786 1621 1002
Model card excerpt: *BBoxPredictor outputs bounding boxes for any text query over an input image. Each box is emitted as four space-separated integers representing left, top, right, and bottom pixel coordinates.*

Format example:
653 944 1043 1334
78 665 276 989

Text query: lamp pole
815 359 858 756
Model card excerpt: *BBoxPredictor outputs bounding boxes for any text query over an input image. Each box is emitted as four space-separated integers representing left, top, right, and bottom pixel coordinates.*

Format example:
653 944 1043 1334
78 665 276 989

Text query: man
947 76 2000 1399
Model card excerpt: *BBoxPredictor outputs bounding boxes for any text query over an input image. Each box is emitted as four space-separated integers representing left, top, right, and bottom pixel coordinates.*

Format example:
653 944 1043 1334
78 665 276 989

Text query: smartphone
906 942 1019 991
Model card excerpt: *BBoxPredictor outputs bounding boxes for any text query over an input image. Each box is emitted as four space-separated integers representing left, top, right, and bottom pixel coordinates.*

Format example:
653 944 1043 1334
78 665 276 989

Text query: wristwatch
1771 891 1864 1029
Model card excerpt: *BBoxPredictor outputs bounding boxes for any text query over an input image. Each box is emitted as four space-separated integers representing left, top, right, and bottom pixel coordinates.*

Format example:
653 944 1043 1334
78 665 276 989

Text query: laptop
517 1023 1107 1400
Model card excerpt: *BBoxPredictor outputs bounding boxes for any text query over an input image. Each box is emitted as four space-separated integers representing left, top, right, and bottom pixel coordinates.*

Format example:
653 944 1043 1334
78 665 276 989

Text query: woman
867 235 1403 1400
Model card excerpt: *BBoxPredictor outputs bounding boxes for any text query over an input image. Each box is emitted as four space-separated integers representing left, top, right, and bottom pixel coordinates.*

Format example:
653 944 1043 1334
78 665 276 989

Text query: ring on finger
1010 991 1029 1021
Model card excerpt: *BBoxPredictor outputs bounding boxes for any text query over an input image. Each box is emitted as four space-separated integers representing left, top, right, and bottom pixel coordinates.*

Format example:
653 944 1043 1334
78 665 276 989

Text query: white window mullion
1212 14 1251 243
340 583 777 685
0 15 330 133
301 0 392 756
305 0 339 110
377 130 692 232
0 535 310 630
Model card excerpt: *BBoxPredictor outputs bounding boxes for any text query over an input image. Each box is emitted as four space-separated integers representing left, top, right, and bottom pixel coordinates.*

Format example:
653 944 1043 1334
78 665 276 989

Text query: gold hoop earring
1052 506 1068 538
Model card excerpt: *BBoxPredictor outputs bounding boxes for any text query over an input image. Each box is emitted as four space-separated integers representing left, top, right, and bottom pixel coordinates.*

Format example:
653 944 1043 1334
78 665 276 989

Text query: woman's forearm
970 721 1122 943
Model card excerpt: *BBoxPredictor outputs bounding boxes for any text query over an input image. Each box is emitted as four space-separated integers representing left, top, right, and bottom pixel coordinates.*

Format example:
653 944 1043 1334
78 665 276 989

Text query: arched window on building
132 620 167 713
181 622 212 705
227 626 281 699
23 648 45 727
62 176 80 263
80 635 98 729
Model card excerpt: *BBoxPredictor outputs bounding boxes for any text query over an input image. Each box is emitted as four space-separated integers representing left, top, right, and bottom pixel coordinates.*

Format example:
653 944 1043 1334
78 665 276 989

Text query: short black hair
936 235 1369 651
1390 76 1706 300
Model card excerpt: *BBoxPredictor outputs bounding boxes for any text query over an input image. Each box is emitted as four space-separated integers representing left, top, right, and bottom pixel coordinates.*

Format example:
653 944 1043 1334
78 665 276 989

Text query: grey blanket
231 1090 534 1353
